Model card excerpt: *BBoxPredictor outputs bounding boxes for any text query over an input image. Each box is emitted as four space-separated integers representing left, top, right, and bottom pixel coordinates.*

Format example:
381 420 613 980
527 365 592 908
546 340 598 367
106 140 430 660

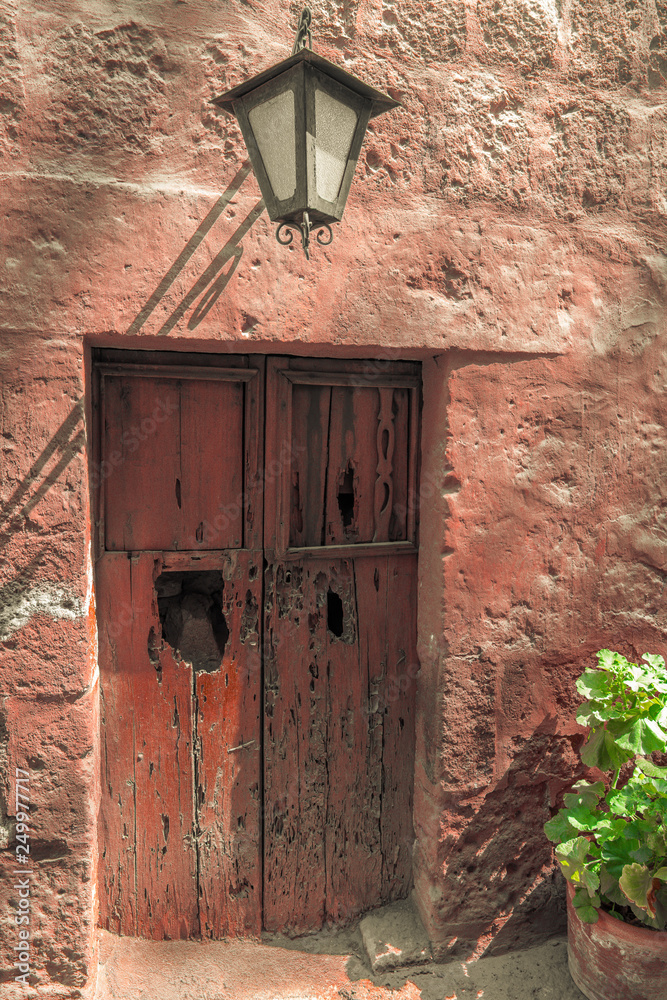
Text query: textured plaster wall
0 0 666 994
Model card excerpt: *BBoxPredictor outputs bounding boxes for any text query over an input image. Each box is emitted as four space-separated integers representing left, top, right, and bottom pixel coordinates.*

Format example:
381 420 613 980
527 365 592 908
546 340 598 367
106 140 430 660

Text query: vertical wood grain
325 386 379 545
196 551 262 938
289 384 331 548
104 375 246 551
179 379 244 548
97 551 199 939
263 552 417 931
263 560 328 931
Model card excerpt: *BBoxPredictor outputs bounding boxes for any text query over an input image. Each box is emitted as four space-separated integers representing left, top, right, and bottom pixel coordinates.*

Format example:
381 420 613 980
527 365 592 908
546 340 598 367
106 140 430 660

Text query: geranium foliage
544 650 667 929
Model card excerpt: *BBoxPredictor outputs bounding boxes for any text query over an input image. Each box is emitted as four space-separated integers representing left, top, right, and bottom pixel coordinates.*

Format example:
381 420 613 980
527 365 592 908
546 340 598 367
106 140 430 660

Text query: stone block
359 895 431 973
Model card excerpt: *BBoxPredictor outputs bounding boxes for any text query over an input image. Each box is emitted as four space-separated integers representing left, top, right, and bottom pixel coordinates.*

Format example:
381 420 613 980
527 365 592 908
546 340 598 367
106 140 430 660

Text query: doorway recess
93 350 421 939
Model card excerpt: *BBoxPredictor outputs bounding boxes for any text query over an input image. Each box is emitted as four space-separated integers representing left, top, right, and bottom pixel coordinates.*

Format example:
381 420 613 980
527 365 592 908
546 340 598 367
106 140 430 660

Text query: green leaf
613 717 667 756
619 863 655 915
607 785 641 816
580 725 632 770
556 836 590 863
600 866 627 906
544 811 577 843
630 845 654 864
574 901 600 923
635 757 667 780
654 867 667 881
597 649 621 672
567 806 605 833
594 817 629 843
573 888 601 908
562 780 605 810
576 703 600 726
556 838 600 893
576 671 611 700
601 838 640 879
642 653 667 676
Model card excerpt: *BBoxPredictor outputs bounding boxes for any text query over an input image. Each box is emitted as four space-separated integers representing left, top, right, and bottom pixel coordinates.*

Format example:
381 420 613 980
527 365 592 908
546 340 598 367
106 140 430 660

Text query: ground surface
94 927 585 1000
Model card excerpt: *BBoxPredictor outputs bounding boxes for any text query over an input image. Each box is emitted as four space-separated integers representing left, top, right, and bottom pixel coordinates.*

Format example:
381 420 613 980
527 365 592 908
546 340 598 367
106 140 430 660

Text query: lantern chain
292 7 313 55
276 213 333 260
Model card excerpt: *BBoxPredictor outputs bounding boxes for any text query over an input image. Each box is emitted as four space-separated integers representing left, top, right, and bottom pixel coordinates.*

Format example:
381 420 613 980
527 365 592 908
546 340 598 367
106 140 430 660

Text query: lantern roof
212 46 400 119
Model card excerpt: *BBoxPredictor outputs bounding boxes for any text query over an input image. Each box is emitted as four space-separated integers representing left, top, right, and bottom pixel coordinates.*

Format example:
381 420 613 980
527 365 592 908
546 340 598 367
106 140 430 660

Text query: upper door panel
265 357 421 555
95 355 264 553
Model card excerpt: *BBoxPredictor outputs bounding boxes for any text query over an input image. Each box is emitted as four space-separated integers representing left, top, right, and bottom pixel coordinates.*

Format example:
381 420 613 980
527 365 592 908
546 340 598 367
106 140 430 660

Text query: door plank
179 379 244 549
196 550 262 937
104 377 181 552
97 552 199 939
324 386 379 545
389 387 410 542
263 560 328 932
322 558 383 924
289 384 331 548
357 555 417 903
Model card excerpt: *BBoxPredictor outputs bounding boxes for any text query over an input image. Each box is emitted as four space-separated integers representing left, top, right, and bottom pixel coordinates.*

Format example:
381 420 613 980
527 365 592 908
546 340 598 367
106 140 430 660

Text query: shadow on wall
0 399 86 642
125 162 265 338
0 399 85 545
440 715 582 960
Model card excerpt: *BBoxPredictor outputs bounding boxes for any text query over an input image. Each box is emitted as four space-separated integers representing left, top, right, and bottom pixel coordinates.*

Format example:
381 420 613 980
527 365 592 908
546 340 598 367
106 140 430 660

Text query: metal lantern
212 8 400 258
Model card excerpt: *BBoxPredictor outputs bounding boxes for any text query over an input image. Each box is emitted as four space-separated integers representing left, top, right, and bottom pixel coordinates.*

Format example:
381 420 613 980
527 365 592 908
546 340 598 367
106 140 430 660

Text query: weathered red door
94 352 419 939
262 358 420 932
95 354 265 939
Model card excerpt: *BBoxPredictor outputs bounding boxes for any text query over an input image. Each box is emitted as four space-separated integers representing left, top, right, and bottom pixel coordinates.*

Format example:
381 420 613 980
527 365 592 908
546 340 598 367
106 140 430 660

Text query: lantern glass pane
248 90 297 201
314 87 358 203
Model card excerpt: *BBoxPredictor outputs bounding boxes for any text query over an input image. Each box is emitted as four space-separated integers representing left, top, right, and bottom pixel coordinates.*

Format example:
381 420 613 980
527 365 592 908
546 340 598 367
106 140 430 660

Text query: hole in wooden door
155 570 229 672
337 462 355 528
327 589 344 637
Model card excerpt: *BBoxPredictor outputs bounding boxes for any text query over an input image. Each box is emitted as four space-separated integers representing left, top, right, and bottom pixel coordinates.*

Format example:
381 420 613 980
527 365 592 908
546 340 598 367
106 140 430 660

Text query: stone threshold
92 920 582 1000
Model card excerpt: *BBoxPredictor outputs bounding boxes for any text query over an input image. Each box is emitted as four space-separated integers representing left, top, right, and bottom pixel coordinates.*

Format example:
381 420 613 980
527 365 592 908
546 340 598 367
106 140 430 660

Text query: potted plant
544 648 667 1000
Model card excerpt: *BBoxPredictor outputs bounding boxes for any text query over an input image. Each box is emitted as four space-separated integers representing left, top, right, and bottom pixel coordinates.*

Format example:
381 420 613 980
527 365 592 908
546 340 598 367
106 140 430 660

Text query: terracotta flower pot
566 882 667 1000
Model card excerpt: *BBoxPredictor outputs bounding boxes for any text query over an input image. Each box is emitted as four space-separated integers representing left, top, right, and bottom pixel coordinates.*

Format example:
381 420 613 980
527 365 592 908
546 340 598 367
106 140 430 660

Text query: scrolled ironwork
316 225 333 247
276 223 295 247
275 212 334 260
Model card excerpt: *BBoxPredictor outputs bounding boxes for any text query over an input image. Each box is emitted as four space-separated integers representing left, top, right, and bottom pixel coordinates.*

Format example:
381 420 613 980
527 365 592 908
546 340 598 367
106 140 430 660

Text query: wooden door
95 352 420 939
95 354 264 938
263 358 420 932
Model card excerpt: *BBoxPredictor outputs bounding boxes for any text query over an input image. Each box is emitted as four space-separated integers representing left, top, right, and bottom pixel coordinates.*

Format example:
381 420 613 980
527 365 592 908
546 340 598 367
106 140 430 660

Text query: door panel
97 549 263 939
263 357 419 933
262 556 418 931
101 365 258 552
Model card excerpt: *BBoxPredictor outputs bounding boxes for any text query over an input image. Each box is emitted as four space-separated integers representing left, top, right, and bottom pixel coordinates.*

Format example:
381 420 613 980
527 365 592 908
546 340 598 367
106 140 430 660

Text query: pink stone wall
0 0 666 994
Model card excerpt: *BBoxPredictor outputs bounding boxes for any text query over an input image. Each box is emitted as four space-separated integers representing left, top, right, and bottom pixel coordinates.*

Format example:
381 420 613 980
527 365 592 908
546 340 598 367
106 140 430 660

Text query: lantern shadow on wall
212 7 400 259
